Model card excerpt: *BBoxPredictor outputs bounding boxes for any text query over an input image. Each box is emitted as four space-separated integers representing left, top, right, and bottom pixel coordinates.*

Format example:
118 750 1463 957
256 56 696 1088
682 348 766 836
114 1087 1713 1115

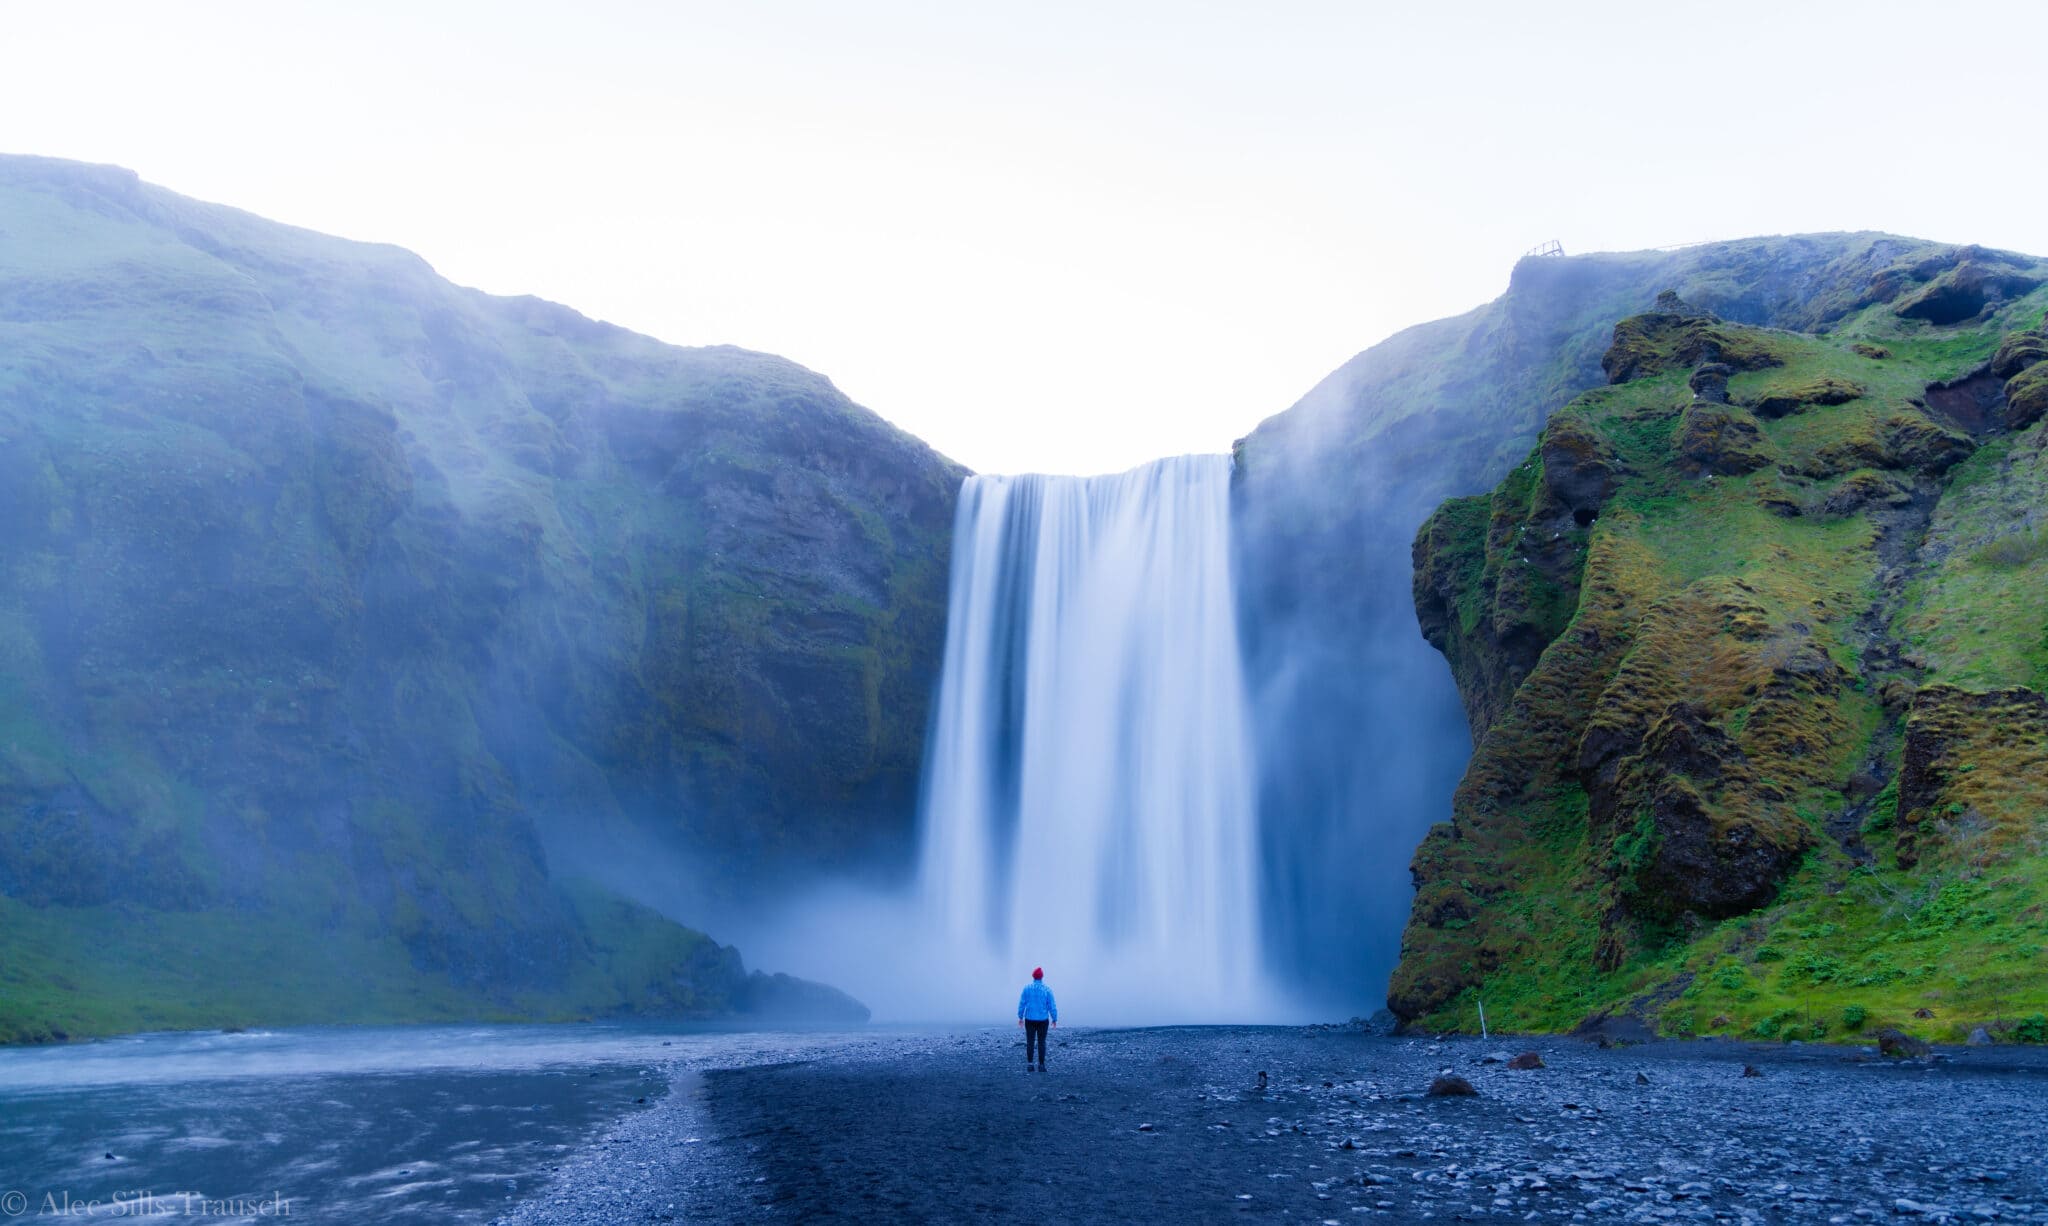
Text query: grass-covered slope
0 156 958 1041
1397 243 2048 1044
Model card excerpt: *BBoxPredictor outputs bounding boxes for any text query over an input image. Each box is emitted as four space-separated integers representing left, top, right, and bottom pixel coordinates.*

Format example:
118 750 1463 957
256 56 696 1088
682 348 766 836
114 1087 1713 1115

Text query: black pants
1024 1020 1048 1067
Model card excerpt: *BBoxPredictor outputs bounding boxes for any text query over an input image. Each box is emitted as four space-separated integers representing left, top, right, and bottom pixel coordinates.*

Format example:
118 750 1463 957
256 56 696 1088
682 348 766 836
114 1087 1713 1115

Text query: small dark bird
1256 1070 1268 1091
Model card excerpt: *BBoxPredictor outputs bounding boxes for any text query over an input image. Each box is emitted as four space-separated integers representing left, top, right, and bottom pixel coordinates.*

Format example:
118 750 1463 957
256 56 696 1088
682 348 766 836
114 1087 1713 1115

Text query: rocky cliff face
1395 247 2048 1042
1230 233 1976 1007
0 156 958 1041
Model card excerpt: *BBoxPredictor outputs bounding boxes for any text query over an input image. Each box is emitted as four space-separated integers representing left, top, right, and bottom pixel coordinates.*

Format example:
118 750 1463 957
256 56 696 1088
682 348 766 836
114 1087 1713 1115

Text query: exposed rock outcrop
1741 374 1865 419
2007 364 2048 431
1602 310 1785 385
1394 252 2048 1038
1891 248 2044 324
1675 401 1774 476
1989 329 2047 381
1897 686 2048 868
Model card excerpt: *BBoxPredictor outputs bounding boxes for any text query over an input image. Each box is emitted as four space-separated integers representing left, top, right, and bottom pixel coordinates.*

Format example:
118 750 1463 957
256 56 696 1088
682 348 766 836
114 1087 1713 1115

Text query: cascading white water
910 454 1276 1020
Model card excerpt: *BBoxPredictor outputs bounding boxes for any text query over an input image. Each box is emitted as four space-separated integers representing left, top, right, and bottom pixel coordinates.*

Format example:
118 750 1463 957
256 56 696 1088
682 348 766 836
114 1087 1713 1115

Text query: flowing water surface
0 1023 861 1223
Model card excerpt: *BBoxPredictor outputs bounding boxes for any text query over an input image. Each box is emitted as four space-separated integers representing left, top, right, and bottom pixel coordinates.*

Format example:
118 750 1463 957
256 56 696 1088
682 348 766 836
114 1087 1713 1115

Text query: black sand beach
500 1026 2048 1224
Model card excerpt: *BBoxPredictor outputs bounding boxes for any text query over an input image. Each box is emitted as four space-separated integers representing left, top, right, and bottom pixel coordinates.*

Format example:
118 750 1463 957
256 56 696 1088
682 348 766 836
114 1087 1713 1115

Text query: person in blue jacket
1017 967 1057 1072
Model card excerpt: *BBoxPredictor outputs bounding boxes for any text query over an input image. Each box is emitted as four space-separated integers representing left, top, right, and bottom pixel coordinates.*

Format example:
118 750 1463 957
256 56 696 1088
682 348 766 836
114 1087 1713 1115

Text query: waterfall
911 455 1276 1021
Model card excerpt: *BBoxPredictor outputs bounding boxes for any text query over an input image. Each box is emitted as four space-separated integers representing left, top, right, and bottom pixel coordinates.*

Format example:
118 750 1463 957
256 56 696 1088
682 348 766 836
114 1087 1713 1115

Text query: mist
705 446 1469 1027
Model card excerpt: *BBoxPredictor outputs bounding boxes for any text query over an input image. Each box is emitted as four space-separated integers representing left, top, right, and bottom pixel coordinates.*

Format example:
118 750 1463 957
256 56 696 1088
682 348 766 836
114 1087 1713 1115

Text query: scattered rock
1427 1075 1479 1097
1851 342 1892 360
1137 1122 1154 1132
1876 1029 1932 1059
1635 1072 1650 1086
1967 1027 1993 1047
1356 1010 1400 1037
1741 1065 1762 1078
1915 1008 1936 1020
1507 1051 1545 1070
1895 1197 1953 1216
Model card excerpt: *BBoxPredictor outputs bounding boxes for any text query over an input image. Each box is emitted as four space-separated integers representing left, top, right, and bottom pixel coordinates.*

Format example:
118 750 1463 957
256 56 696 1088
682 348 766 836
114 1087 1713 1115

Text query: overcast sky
7 1 2044 474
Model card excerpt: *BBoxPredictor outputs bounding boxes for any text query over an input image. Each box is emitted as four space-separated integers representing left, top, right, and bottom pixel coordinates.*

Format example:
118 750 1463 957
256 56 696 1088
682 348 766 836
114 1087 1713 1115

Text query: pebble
494 1027 2048 1224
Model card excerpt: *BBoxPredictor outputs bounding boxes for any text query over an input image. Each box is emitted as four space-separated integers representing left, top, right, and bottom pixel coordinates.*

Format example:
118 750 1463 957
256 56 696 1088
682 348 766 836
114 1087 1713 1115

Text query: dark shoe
1037 1064 1047 1072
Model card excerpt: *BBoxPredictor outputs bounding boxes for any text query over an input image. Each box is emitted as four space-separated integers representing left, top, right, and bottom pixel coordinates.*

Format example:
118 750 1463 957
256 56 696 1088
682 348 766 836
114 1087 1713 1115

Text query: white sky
6 0 2045 475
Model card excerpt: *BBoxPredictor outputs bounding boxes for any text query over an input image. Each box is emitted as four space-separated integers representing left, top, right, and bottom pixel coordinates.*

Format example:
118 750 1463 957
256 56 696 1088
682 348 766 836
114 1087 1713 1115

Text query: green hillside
0 156 959 1041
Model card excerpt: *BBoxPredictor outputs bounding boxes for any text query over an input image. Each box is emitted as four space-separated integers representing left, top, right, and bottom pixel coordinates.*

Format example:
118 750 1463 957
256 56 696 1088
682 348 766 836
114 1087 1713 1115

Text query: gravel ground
499 1026 2048 1224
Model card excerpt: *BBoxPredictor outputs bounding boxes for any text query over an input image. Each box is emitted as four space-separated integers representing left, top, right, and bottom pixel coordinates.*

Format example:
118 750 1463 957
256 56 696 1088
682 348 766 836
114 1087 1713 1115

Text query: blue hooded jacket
1018 980 1057 1023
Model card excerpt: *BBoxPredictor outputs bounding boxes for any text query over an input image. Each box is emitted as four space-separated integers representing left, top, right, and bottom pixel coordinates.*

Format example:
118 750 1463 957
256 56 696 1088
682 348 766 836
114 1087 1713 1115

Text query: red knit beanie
1032 967 1044 980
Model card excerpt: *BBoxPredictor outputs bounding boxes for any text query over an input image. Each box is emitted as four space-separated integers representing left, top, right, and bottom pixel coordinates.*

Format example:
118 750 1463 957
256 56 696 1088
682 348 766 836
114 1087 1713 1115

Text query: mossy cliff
1231 232 1991 1002
1396 246 2048 1044
0 156 958 1041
